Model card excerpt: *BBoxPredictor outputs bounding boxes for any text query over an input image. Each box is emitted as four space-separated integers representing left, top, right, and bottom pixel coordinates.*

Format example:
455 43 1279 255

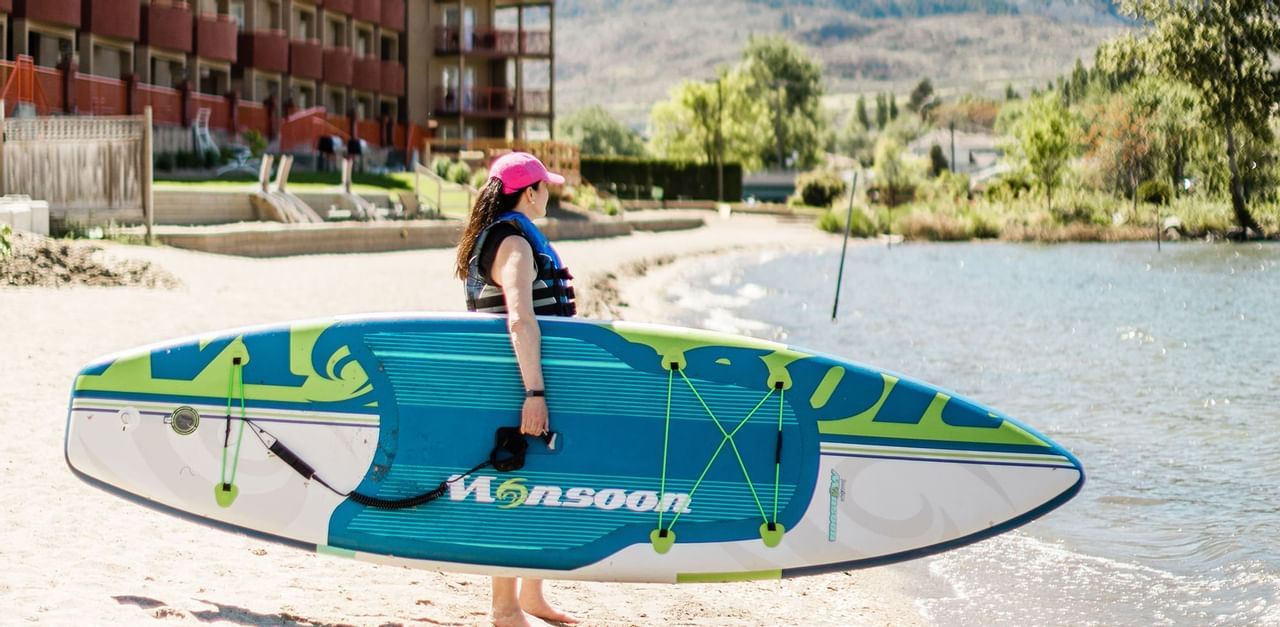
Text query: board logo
828 469 845 542
450 475 692 514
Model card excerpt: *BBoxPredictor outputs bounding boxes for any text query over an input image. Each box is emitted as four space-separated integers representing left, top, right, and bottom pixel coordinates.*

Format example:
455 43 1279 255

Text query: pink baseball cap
489 152 565 193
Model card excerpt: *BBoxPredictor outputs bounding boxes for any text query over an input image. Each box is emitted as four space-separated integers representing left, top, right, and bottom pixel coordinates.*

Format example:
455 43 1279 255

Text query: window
296 11 316 40
230 1 246 31
328 18 345 48
355 29 372 57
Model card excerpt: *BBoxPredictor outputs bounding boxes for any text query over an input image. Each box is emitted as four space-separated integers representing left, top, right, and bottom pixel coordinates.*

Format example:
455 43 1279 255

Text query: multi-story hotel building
0 0 555 150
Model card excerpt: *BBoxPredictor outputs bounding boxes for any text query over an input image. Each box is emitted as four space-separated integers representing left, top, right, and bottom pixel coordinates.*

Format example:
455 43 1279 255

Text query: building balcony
142 1 194 54
434 27 519 57
522 89 550 115
434 86 516 117
380 59 403 96
353 0 378 23
290 39 323 80
15 0 81 27
323 47 352 86
195 13 238 62
0 1 12 14
521 30 551 56
352 55 380 93
320 0 353 15
84 0 141 41
238 29 288 74
381 0 404 32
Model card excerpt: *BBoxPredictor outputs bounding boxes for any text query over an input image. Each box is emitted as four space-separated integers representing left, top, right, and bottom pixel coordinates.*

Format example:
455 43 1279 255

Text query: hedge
579 157 743 201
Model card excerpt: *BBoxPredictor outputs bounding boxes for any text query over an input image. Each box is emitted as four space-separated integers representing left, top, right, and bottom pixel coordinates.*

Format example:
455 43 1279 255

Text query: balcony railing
238 30 288 74
290 39 323 80
19 0 81 28
195 13 238 62
320 0 353 15
434 27 519 56
0 0 12 14
521 30 552 56
521 89 551 115
381 0 405 32
322 48 352 86
380 60 404 97
434 87 516 116
84 0 141 41
352 55 380 93
143 1 194 54
353 0 379 23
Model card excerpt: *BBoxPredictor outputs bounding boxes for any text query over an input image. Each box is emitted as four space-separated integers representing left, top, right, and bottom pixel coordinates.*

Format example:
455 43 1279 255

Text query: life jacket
465 211 576 317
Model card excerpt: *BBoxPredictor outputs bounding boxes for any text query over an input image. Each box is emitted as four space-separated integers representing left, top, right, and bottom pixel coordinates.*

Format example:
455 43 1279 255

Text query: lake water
655 241 1280 626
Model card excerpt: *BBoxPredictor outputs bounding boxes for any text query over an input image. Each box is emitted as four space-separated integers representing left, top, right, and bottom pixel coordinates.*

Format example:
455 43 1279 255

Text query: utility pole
716 75 724 203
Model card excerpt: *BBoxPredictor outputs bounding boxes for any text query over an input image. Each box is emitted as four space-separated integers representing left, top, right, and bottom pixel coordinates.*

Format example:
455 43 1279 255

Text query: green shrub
431 156 453 179
792 170 847 209
928 144 949 177
602 197 622 216
155 152 175 172
219 146 238 164
984 172 1033 202
241 129 268 158
965 207 1003 238
580 157 743 201
202 150 220 169
446 161 472 185
1138 179 1173 206
0 223 11 258
470 169 491 190
815 206 878 237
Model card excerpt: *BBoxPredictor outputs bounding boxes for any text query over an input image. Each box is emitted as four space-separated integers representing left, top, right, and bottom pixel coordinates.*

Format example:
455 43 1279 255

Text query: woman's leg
492 577 531 627
518 578 578 624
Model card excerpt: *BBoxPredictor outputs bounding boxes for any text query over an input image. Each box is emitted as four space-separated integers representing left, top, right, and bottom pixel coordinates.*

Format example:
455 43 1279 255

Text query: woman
454 152 578 627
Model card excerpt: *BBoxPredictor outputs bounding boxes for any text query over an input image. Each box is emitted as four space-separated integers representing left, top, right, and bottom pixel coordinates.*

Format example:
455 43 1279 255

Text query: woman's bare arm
493 236 548 435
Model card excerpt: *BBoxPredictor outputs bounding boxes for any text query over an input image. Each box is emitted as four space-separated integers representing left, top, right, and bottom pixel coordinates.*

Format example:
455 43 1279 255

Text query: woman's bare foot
492 607 536 627
519 579 579 624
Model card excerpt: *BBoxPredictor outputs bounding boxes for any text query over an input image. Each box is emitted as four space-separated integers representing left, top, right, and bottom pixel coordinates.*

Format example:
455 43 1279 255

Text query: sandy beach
0 212 926 626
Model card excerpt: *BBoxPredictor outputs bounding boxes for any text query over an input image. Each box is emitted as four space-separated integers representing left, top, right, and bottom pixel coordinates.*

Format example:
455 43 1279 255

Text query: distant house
906 129 1002 176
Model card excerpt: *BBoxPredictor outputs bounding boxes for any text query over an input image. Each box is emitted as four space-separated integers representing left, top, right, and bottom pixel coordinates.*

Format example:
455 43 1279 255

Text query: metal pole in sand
832 170 859 321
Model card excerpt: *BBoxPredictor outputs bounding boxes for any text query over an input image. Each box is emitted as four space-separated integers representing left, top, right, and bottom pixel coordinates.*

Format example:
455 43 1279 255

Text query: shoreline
1 212 928 626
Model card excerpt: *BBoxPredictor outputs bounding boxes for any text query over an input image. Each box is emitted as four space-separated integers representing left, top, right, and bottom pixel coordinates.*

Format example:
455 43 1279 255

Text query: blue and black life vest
465 211 576 317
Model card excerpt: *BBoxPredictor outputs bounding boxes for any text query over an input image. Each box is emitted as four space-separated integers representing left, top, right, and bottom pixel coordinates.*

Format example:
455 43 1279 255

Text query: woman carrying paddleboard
454 152 579 627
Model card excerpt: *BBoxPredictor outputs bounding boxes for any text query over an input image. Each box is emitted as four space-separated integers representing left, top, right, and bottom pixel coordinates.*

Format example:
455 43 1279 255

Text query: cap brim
545 172 566 186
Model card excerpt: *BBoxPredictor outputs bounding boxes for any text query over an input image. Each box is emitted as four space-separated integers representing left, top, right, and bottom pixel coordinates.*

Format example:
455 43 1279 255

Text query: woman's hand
521 396 549 436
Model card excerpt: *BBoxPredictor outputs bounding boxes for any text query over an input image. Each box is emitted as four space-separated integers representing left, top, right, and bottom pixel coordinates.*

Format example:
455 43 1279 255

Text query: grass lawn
156 171 475 216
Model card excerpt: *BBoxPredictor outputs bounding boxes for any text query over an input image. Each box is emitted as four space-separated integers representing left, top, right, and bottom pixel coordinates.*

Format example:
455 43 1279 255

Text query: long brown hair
454 177 539 279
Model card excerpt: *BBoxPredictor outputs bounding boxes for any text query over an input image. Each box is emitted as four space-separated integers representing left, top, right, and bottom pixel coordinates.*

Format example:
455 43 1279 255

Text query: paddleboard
64 313 1084 583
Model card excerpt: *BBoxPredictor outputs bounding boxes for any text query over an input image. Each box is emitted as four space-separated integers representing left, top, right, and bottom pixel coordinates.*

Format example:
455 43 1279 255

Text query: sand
0 212 927 626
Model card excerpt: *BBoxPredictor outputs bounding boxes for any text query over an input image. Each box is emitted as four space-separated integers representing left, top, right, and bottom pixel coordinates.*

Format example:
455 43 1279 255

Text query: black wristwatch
525 389 545 398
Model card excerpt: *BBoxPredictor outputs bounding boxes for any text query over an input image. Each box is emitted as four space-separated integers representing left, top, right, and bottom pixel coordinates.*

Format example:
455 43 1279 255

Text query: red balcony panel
380 59 403 96
381 0 404 32
0 1 13 14
290 39 322 80
321 0 353 15
196 13 238 62
238 101 269 134
84 0 141 41
354 119 379 141
323 48 352 86
75 74 128 115
138 84 183 124
238 30 288 74
434 27 519 57
353 0 378 23
191 93 230 129
16 0 80 27
433 86 515 117
352 55 379 92
142 2 194 53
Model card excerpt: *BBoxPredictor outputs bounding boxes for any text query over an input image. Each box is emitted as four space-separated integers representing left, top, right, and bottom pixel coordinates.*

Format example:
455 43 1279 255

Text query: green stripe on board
809 366 845 410
820 445 1068 464
677 569 782 583
316 545 357 559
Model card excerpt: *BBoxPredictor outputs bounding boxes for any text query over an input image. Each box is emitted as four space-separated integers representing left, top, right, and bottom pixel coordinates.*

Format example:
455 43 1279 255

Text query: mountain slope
554 0 1129 127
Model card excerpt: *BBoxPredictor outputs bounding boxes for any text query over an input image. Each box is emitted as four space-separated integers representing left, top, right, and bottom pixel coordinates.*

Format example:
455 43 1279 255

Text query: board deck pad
65 314 1084 583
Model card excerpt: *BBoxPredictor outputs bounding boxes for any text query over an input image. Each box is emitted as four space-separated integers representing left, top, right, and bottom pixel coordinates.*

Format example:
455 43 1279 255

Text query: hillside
554 0 1129 127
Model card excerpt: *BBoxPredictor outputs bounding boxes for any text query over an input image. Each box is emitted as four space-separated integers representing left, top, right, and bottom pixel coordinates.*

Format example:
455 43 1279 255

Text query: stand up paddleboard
65 314 1083 583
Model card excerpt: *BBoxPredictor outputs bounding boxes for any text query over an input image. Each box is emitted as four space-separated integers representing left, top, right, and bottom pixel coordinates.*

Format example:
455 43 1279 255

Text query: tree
1123 0 1280 233
872 136 911 207
888 94 899 120
928 144 949 177
1014 95 1076 213
908 78 938 119
738 35 828 170
556 105 645 157
856 95 871 129
1084 93 1156 219
875 93 888 129
648 71 770 171
1005 83 1020 101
